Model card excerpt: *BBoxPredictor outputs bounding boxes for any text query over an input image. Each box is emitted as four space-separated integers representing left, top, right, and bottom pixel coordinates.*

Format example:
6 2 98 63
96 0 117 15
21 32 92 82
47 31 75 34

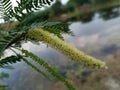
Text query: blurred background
1 0 120 90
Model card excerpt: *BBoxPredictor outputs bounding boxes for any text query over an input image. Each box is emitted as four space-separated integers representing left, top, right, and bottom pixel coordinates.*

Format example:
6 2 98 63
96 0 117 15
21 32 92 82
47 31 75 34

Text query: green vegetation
0 72 9 90
0 84 8 90
38 0 120 21
0 0 107 90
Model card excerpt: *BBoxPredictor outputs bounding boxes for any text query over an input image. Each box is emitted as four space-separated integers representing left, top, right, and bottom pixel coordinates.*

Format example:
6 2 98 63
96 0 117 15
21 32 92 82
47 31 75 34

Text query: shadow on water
67 5 120 23
1 3 120 90
98 6 120 20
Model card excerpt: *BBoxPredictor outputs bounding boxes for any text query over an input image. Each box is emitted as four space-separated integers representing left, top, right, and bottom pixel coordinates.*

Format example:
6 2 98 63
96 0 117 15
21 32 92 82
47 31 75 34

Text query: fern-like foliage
0 0 106 90
0 55 21 67
0 30 26 56
0 34 16 55
0 0 54 21
0 0 13 21
19 55 51 80
0 47 76 90
21 49 76 90
0 54 50 82
30 21 71 39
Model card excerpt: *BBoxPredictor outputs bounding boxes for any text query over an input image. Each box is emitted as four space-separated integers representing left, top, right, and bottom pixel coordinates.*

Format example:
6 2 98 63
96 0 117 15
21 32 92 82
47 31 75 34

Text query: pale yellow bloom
27 29 106 69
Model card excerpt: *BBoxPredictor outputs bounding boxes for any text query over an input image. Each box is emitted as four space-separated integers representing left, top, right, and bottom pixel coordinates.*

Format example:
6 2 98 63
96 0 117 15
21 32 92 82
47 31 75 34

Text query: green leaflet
27 28 106 69
0 84 8 90
0 0 54 22
0 55 21 67
30 21 71 39
0 30 25 55
21 49 76 90
0 0 13 21
20 56 51 80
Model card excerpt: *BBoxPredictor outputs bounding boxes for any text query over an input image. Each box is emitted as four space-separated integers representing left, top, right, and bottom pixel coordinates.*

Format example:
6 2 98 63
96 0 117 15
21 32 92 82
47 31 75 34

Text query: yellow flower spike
27 28 106 69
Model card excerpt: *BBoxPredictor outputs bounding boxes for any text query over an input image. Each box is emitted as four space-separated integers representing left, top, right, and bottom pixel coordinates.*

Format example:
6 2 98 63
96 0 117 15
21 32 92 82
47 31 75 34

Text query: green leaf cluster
0 0 107 90
0 0 54 21
21 49 76 90
0 0 12 21
0 55 21 67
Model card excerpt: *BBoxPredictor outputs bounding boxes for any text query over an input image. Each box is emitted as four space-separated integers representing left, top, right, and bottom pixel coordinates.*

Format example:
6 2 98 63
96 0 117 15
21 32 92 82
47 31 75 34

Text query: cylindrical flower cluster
27 29 106 69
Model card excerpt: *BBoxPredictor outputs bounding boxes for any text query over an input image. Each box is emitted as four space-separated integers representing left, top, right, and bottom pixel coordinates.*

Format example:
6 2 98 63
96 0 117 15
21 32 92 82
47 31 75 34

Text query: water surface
1 5 120 90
